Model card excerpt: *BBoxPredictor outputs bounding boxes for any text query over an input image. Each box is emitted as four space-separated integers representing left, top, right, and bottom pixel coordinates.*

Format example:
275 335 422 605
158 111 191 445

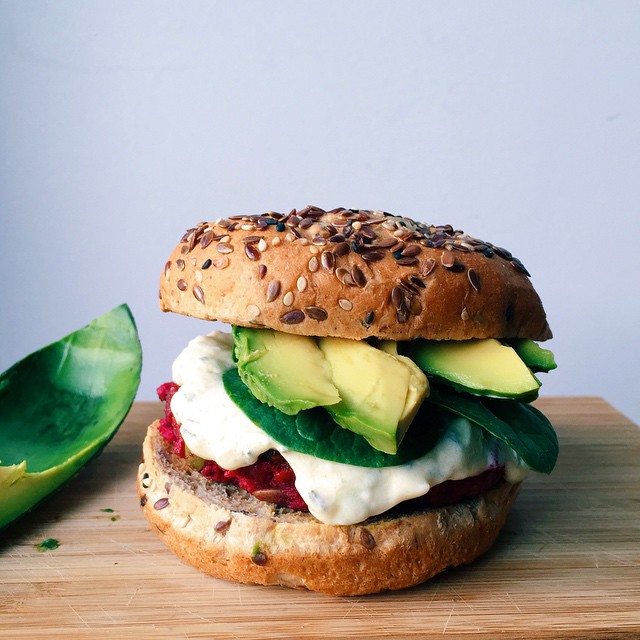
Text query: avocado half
0 304 142 529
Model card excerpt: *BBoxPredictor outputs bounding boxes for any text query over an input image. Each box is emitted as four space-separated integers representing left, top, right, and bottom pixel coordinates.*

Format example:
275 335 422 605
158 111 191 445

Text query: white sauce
171 332 529 525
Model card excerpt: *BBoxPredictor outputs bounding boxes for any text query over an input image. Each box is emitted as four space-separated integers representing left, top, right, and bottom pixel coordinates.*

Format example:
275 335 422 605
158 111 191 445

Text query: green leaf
0 304 142 529
427 386 558 474
222 367 446 467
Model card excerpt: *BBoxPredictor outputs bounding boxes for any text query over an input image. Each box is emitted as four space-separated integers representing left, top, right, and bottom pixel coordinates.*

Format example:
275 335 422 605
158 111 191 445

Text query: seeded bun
138 421 521 596
160 206 551 341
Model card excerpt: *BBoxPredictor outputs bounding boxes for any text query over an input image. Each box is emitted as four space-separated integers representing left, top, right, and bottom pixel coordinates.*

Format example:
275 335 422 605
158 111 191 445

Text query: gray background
1 1 638 424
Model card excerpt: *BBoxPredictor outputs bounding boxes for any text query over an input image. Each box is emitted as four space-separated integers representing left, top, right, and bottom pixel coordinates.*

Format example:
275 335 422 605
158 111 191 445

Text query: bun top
159 206 552 341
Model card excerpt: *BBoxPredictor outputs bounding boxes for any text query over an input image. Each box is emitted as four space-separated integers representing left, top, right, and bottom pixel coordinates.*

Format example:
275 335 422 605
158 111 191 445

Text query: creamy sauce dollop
170 332 529 525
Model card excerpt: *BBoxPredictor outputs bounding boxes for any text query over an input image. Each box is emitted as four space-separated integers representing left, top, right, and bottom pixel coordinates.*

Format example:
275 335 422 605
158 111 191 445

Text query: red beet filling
156 382 503 514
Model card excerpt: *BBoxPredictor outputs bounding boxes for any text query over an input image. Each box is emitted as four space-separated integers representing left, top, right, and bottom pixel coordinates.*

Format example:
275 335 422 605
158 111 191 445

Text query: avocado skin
508 339 557 373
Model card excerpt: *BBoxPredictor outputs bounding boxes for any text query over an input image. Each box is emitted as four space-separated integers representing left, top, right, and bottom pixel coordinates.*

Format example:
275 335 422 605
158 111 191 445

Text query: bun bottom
137 420 521 596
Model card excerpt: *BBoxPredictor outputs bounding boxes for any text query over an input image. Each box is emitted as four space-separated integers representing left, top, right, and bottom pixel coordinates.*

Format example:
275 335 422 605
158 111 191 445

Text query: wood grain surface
1 397 638 639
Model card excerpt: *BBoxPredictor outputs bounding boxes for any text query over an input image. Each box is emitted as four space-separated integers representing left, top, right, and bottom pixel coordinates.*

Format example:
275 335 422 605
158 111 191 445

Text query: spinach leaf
223 368 446 467
427 386 558 473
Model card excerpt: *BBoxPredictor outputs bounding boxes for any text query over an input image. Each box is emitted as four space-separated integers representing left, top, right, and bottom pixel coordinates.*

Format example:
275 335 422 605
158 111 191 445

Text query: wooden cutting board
1 397 638 639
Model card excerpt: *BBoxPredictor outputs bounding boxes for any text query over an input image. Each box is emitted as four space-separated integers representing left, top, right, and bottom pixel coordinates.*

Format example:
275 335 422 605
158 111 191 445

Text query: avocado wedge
406 338 540 400
0 304 142 529
508 338 557 373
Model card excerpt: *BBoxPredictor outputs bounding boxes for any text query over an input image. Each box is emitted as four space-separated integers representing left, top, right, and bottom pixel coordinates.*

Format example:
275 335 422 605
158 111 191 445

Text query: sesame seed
376 237 397 249
396 256 419 266
272 237 281 246
280 309 305 324
213 256 230 269
338 298 353 311
283 291 294 306
421 258 436 276
308 256 319 272
241 224 254 231
401 244 422 257
193 285 205 303
333 242 350 257
309 245 319 255
391 286 404 310
441 252 456 268
296 276 308 292
336 267 355 286
257 239 268 252
154 497 169 510
461 307 470 321
247 304 261 319
361 250 385 262
245 244 260 260
351 265 366 287
304 306 328 321
358 527 376 550
266 280 281 302
195 270 203 283
214 518 232 534
321 251 335 273
468 268 481 291
218 235 230 243
200 231 214 249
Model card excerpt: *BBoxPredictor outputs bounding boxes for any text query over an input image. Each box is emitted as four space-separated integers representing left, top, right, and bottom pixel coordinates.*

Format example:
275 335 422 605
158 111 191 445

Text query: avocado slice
508 339 557 373
318 337 429 454
406 338 540 399
233 327 340 415
0 304 142 529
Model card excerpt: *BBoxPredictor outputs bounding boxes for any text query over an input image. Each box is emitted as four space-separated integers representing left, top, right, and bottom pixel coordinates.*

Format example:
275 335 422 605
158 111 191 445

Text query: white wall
1 1 638 425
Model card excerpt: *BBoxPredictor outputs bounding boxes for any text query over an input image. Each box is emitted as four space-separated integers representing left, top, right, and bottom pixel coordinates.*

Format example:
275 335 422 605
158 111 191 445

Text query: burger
138 206 558 596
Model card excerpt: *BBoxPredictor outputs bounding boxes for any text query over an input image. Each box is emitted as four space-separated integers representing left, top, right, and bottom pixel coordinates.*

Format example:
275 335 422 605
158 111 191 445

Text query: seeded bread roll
138 421 521 596
160 206 551 341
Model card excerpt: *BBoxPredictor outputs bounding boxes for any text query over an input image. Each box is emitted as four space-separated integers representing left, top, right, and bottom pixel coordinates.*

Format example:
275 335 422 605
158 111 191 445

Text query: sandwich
138 205 558 596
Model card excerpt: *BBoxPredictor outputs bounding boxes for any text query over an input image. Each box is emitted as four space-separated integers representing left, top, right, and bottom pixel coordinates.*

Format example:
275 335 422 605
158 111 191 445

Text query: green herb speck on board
35 538 60 552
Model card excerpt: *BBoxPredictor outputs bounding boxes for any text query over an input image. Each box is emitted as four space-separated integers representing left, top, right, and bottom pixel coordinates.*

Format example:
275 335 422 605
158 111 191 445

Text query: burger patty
157 382 505 513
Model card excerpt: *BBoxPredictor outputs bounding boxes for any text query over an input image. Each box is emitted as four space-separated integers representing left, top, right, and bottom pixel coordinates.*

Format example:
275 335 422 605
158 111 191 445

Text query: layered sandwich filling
156 331 546 525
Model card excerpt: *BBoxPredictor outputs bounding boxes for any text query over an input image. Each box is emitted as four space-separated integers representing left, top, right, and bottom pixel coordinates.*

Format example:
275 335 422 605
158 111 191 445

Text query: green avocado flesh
223 366 444 467
226 327 558 472
233 327 340 415
318 337 428 454
405 338 541 399
0 305 142 529
508 339 557 373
